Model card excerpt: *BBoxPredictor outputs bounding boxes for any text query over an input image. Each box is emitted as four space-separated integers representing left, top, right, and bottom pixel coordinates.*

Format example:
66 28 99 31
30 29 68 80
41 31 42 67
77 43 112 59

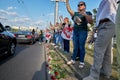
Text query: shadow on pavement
32 62 48 80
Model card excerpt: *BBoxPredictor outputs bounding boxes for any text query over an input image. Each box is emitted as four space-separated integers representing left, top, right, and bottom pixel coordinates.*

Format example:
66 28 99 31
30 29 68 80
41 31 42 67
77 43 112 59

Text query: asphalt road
0 42 47 80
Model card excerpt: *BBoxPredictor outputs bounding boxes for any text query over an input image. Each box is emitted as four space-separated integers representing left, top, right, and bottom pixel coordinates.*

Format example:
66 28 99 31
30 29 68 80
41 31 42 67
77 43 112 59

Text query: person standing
116 1 120 80
32 29 35 35
83 0 118 80
65 0 93 68
61 17 73 53
45 29 51 43
39 30 43 44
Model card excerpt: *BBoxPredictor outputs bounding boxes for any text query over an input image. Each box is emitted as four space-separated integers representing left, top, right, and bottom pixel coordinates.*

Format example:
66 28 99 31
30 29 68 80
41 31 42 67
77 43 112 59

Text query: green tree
88 8 97 31
92 8 97 24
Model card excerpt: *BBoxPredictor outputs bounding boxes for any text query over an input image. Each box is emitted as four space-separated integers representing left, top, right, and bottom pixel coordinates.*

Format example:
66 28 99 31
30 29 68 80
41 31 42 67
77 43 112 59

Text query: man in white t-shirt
83 0 118 80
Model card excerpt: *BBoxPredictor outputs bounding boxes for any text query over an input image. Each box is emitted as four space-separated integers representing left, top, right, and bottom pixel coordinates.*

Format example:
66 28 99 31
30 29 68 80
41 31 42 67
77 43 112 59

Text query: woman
61 17 73 53
65 0 93 68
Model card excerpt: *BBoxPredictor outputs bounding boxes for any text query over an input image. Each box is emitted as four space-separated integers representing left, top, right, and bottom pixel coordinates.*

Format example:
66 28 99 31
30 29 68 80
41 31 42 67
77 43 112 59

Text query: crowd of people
38 0 120 80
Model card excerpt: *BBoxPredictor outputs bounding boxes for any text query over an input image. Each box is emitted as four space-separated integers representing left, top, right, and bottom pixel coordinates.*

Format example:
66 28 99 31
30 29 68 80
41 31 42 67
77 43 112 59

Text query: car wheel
8 42 16 55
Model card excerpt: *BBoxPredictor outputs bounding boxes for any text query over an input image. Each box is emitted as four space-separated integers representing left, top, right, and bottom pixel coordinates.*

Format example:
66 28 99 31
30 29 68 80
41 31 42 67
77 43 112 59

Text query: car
0 23 17 55
14 30 35 44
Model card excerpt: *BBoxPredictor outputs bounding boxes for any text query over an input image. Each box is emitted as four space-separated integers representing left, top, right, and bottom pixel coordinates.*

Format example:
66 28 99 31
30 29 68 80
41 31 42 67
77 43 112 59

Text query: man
83 0 118 80
116 1 120 80
65 0 93 68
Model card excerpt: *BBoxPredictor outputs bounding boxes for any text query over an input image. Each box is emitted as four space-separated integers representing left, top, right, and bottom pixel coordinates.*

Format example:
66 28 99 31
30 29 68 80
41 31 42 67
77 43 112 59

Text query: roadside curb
54 48 82 80
44 44 82 80
44 43 118 80
44 44 50 80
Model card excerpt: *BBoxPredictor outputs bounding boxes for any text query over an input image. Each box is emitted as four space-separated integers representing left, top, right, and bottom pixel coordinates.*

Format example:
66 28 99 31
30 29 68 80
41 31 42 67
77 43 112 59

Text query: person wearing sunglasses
65 0 93 68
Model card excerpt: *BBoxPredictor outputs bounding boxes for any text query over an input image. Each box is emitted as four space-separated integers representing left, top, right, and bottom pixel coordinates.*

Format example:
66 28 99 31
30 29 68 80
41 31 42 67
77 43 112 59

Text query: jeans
63 39 70 53
72 30 88 63
53 33 59 45
59 34 63 48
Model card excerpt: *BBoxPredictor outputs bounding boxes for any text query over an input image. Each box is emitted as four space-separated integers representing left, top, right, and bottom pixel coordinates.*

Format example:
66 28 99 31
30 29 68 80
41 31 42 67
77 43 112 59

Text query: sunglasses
78 4 84 7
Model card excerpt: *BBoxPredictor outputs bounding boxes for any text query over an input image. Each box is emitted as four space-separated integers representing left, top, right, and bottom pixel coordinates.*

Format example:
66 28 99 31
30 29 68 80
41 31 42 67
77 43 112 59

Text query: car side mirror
5 26 11 31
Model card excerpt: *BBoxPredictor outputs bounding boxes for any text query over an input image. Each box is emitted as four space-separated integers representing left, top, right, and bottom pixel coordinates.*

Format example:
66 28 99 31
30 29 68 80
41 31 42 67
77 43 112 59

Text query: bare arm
80 10 93 24
84 14 93 24
66 0 74 17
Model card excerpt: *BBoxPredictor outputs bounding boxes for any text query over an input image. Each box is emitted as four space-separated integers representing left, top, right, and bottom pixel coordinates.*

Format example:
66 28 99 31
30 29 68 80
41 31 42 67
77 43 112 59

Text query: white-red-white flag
61 24 73 40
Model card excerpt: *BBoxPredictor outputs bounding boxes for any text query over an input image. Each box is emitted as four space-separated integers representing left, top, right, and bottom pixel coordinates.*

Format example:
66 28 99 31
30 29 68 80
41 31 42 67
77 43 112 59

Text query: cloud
10 16 31 24
0 9 8 15
0 16 7 20
31 20 45 27
0 9 46 29
7 6 17 10
47 13 54 16
0 9 18 16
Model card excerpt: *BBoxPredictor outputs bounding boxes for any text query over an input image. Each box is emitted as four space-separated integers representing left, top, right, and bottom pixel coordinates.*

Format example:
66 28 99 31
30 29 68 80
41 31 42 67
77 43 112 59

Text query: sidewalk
45 43 118 80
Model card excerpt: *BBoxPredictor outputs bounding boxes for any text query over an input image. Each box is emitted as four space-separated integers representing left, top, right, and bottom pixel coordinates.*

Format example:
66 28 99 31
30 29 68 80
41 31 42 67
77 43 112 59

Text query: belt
99 18 110 24
117 1 120 4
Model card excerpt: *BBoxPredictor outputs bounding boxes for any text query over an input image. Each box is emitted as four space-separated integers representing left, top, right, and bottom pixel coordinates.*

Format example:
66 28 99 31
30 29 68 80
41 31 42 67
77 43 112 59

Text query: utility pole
51 0 66 25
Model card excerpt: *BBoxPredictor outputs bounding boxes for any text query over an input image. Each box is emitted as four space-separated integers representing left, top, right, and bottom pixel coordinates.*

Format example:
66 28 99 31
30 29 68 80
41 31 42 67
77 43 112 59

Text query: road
0 42 47 80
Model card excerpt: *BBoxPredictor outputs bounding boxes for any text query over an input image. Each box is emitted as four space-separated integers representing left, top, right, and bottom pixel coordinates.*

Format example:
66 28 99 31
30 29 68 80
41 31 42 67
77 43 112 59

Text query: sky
0 0 102 30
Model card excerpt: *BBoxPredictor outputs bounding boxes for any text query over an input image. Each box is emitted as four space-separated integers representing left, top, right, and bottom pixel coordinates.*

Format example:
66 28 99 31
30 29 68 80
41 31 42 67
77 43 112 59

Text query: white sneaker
51 43 55 46
67 60 75 65
79 62 84 68
54 45 58 48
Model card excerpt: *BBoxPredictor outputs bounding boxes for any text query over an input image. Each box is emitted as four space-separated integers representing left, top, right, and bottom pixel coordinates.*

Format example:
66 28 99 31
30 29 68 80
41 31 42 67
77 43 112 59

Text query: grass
69 41 118 80
47 46 78 80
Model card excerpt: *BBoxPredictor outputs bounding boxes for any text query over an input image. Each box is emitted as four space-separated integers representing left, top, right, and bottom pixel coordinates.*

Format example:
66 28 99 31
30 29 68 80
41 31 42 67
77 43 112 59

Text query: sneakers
51 43 55 46
83 76 96 80
39 42 41 44
79 62 84 68
54 45 58 48
67 60 75 65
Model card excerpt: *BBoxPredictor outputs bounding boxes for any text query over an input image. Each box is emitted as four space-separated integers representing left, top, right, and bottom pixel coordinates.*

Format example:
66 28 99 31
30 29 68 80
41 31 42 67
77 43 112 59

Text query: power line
17 0 34 20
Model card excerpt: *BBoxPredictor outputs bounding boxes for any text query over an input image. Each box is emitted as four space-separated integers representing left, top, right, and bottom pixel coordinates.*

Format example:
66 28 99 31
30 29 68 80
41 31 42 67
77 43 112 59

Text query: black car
0 23 17 55
14 30 35 44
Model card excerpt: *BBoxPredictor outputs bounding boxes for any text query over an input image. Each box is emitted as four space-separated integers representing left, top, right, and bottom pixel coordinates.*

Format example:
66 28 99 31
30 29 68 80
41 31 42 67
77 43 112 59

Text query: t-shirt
72 11 92 31
61 24 73 40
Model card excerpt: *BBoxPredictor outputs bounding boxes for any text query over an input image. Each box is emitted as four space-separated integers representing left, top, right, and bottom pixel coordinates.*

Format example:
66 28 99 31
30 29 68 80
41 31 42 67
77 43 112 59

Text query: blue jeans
53 33 59 45
72 30 88 63
53 33 56 44
63 39 70 53
58 33 63 48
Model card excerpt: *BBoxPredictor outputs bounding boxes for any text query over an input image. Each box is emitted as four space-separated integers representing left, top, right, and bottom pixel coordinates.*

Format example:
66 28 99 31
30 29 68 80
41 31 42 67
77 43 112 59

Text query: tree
87 8 97 31
92 8 97 24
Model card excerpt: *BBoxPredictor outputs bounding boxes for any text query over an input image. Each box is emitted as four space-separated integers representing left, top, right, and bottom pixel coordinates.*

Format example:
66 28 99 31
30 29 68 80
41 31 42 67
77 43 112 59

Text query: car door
0 24 9 52
0 25 5 51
